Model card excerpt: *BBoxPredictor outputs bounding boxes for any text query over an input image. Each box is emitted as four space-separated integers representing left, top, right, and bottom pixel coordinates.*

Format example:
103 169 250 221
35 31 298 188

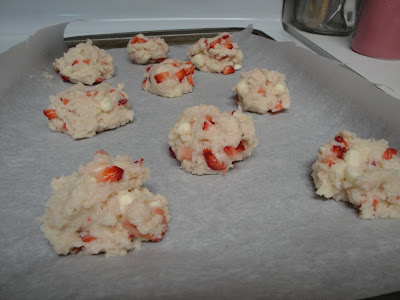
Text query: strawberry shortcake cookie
142 59 195 98
234 68 290 114
312 130 400 219
186 32 243 75
53 40 115 85
43 82 134 139
168 105 258 175
40 150 170 256
127 33 169 64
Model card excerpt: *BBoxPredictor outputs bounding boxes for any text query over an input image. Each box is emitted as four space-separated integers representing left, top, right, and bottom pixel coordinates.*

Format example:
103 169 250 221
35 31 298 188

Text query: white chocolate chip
177 122 191 135
149 199 161 208
345 166 360 185
233 64 242 70
344 150 361 166
274 83 285 94
236 79 249 95
118 191 134 212
100 97 113 112
192 54 205 68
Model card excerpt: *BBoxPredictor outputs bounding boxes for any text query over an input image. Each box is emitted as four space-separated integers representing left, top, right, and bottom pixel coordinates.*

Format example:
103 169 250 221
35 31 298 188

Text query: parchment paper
1 23 399 299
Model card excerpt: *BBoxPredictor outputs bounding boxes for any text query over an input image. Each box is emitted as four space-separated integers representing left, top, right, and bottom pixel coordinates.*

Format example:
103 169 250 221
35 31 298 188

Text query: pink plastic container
351 0 400 59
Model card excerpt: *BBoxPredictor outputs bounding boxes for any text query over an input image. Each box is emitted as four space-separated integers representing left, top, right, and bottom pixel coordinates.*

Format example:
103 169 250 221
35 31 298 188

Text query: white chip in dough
168 105 258 175
234 68 290 114
40 150 170 256
53 40 115 85
127 33 169 65
142 59 195 98
186 32 243 74
312 130 400 219
43 82 134 139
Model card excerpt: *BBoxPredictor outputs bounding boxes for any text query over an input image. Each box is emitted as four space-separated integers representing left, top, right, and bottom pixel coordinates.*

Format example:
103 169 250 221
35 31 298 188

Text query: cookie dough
53 39 115 85
43 82 134 139
40 150 170 256
312 130 400 219
142 59 195 98
234 68 290 114
168 105 258 175
186 32 243 74
127 33 169 64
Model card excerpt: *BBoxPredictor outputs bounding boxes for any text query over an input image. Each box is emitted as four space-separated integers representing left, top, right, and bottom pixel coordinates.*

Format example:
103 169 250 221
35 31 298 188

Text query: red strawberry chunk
61 75 70 82
203 148 226 170
97 166 124 183
81 235 97 243
222 35 230 39
332 145 347 159
203 121 211 131
222 66 235 75
118 99 128 106
61 98 70 105
231 110 235 115
258 86 267 96
187 74 194 86
373 199 379 210
205 115 215 124
175 69 186 82
169 146 177 159
142 79 147 89
184 65 195 75
155 72 169 84
335 135 348 147
222 43 233 49
272 100 284 113
209 38 222 49
155 58 166 63
95 77 103 83
383 148 398 160
86 90 98 97
224 146 240 158
236 141 245 152
72 60 79 66
61 123 68 131
131 36 147 44
83 59 90 64
43 109 58 119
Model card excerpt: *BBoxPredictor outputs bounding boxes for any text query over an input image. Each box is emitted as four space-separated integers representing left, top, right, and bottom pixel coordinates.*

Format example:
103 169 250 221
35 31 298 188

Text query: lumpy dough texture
127 33 169 64
40 150 170 256
234 68 290 114
186 32 243 74
168 105 258 175
312 130 400 219
142 59 195 98
53 40 115 85
43 82 134 139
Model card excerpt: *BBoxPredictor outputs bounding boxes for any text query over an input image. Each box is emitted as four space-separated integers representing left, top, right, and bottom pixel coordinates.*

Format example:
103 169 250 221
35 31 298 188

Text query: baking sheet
1 23 400 299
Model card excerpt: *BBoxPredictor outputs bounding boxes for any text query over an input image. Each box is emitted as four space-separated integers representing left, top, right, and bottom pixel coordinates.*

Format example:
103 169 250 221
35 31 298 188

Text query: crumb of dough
40 150 170 256
53 39 115 85
312 130 400 219
142 59 195 98
43 71 54 80
233 68 290 114
168 105 258 175
127 33 169 64
186 32 243 74
43 82 134 139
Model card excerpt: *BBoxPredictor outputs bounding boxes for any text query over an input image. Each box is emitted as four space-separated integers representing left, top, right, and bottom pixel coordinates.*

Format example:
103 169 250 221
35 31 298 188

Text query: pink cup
351 0 400 59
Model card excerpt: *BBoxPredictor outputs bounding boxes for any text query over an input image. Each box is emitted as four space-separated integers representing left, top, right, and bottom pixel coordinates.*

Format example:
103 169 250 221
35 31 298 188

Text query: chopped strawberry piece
178 146 192 161
134 158 144 164
102 62 109 66
335 135 348 147
175 69 186 82
205 115 215 124
142 79 147 89
83 59 90 64
203 148 226 170
43 109 58 119
86 90 98 97
222 66 235 75
61 123 67 131
87 217 92 222
383 148 398 160
146 66 152 72
95 149 109 156
209 38 222 49
130 36 147 44
61 75 70 82
155 72 169 84
217 55 228 60
61 98 70 105
224 146 240 158
118 99 128 106
222 35 230 39
95 77 103 83
258 86 267 96
236 94 239 102
72 60 79 66
231 110 235 115
184 65 195 75
110 89 115 93
222 43 233 49
169 146 177 159
371 161 376 166
272 100 284 113
236 141 245 152
204 39 208 44
225 37 233 43
187 74 194 86
81 235 97 243
155 58 166 63
372 199 379 210
97 166 124 183
332 145 347 159
203 121 211 131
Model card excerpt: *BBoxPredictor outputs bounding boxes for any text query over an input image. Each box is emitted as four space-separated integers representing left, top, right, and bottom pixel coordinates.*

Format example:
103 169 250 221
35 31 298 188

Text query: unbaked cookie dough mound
53 39 115 85
127 33 169 64
234 68 290 114
40 150 170 256
43 82 134 139
142 59 195 98
168 105 258 175
312 130 400 219
186 32 243 74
